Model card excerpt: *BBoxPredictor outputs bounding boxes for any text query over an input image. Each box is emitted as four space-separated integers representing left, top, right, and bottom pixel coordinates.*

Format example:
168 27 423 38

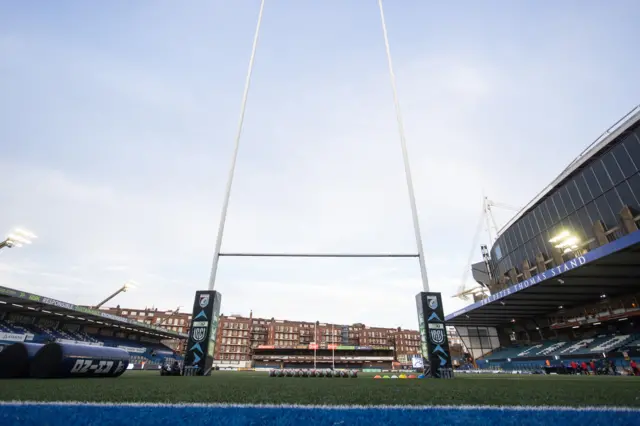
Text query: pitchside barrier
0 342 44 378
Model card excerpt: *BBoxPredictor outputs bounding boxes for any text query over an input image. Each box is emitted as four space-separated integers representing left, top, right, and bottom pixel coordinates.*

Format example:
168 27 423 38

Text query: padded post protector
0 343 44 379
184 290 222 376
416 292 454 379
30 343 129 378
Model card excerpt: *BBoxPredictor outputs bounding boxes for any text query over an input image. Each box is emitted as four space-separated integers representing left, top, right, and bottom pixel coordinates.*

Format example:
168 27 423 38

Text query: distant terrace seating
479 334 639 362
621 336 640 350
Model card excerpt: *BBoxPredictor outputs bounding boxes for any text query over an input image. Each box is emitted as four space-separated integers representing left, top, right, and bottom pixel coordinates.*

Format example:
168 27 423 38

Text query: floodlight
1 228 37 250
122 281 138 292
549 230 580 254
95 280 139 308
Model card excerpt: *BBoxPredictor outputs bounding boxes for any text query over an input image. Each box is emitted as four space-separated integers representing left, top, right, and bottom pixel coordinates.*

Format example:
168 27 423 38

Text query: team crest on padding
428 323 445 345
192 327 207 342
199 294 210 308
427 295 438 310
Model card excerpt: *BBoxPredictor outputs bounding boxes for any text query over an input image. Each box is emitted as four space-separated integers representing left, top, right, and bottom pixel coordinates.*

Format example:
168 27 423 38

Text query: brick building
100 306 460 366
99 306 192 352
214 312 422 366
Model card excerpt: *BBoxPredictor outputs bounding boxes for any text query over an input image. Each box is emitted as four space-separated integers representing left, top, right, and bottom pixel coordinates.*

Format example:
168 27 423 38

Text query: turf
0 371 638 407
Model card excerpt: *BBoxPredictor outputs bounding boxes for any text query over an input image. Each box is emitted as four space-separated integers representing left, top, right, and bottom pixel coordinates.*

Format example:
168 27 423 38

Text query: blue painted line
0 403 637 426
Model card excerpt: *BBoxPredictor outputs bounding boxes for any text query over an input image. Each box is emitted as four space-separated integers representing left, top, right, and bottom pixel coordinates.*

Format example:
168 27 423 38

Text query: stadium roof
499 105 640 236
446 229 640 327
0 285 187 339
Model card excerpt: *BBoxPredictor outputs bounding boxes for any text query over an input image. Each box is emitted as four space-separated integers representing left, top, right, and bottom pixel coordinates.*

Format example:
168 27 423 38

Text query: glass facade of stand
489 121 640 280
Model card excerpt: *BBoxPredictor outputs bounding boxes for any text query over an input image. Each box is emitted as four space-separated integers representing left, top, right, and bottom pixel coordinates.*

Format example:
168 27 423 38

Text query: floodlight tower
454 197 520 301
158 306 183 326
0 228 37 251
95 281 137 309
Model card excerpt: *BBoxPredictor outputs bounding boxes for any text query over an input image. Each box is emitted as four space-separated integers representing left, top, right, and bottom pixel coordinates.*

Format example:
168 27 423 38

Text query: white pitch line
0 401 639 412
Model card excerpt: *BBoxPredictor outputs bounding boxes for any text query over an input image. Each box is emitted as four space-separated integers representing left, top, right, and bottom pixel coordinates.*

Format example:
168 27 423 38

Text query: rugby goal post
182 0 453 378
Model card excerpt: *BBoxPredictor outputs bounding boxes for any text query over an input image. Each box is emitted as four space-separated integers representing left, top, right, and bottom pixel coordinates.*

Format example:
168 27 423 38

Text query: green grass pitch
1 371 638 407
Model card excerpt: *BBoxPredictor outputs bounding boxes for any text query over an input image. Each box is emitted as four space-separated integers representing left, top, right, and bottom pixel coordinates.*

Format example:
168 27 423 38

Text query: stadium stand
447 106 640 376
0 285 186 370
0 317 183 368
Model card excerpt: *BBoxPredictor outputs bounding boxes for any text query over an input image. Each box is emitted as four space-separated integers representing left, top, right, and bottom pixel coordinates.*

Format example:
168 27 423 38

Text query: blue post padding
23 343 45 358
0 343 44 378
30 343 130 378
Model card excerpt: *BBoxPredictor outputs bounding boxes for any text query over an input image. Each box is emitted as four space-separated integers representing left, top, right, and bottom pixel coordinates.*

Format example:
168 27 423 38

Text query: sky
1 0 639 330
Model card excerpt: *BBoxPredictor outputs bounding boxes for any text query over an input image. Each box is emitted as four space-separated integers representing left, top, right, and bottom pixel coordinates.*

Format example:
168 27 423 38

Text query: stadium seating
621 336 640 349
478 333 640 364
0 319 181 365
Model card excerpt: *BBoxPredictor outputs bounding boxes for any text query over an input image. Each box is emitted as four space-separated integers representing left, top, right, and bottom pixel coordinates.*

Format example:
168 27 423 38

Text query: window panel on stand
529 235 541 258
566 213 581 239
612 143 636 179
594 195 616 229
559 185 574 215
531 209 543 234
592 159 614 192
537 234 551 261
615 180 640 213
585 202 602 229
575 172 594 203
541 202 553 229
622 133 640 172
515 221 525 248
525 212 537 237
530 234 541 259
564 215 580 235
575 208 593 239
502 231 512 256
627 173 640 200
547 196 561 223
604 189 623 220
515 247 525 270
508 228 517 254
505 255 514 276
525 241 536 265
521 215 531 241
584 167 604 199
602 151 625 185
553 191 568 219
543 229 556 257
549 224 564 246
566 180 583 211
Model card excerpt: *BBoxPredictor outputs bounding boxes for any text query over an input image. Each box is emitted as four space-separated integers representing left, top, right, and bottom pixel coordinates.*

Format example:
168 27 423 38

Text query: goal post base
183 290 222 376
416 292 454 379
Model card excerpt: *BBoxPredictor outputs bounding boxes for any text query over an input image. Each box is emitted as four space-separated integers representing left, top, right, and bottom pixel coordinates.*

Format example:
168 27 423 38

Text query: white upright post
377 0 430 292
207 0 266 291
332 324 335 370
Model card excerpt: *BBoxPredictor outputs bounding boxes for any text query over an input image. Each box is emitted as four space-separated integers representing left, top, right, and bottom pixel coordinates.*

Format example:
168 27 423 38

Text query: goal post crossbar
218 253 419 258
